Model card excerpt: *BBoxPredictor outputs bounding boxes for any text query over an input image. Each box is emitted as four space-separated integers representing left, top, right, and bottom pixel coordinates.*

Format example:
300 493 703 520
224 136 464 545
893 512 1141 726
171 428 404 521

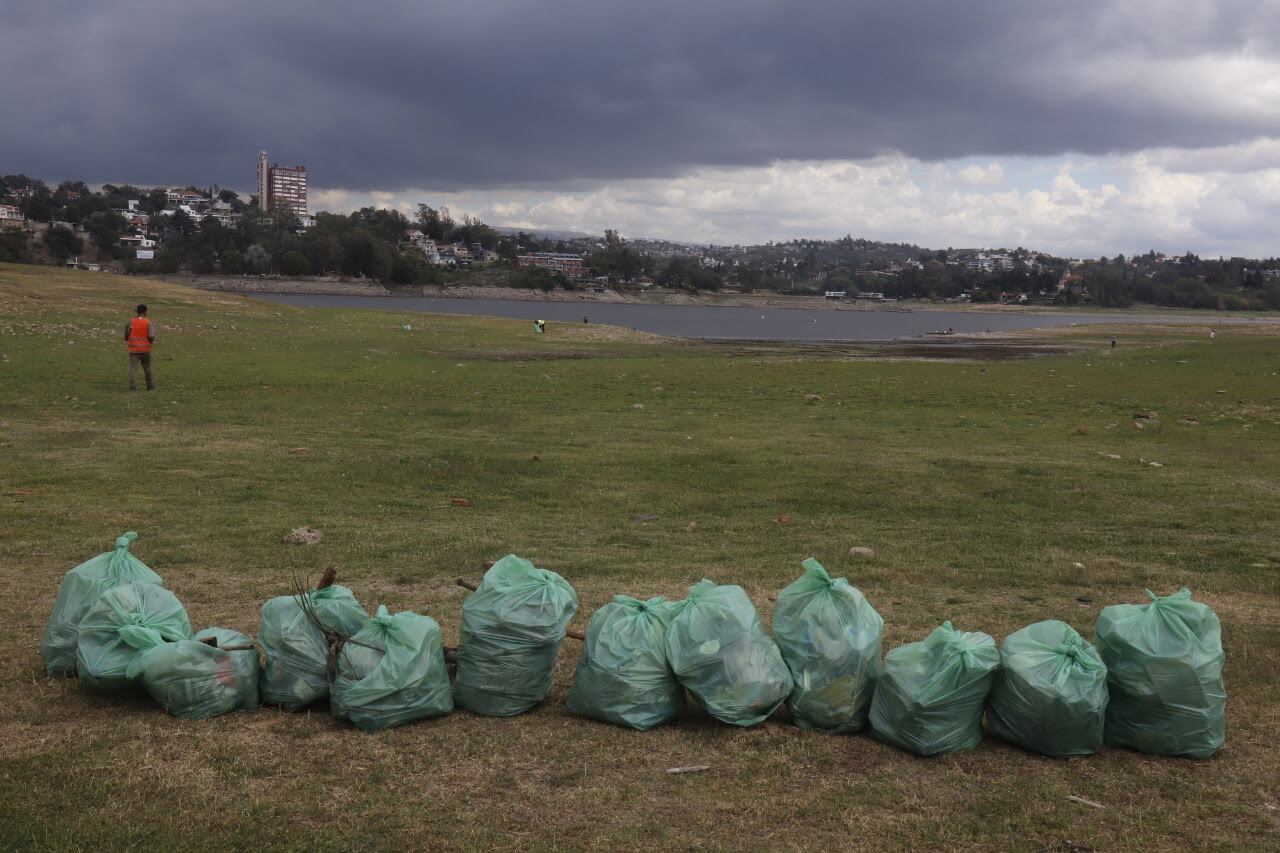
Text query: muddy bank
167 275 391 296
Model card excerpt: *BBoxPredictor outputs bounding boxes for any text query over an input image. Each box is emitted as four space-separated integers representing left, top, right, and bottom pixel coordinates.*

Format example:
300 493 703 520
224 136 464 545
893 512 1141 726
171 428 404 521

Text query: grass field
1 262 1278 851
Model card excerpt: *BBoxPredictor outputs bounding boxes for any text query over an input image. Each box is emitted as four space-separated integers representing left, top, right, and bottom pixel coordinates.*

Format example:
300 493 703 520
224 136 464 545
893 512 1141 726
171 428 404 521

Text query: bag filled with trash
76 581 191 694
665 579 793 727
1095 588 1226 758
985 620 1108 757
331 605 453 732
455 554 578 716
42 532 163 676
869 621 998 755
773 558 883 732
258 581 368 710
127 627 260 720
566 595 685 730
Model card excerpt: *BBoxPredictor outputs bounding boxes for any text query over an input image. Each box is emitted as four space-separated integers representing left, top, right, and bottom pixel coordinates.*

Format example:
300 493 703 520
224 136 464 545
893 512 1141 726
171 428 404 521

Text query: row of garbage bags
41 535 1227 758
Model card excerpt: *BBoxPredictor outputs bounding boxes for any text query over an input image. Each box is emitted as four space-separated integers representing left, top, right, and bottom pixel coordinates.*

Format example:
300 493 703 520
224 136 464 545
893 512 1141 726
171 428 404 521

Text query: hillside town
2 157 1280 311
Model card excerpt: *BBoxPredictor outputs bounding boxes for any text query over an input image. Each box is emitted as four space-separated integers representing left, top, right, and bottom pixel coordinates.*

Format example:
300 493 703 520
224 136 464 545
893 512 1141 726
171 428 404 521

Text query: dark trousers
129 352 154 389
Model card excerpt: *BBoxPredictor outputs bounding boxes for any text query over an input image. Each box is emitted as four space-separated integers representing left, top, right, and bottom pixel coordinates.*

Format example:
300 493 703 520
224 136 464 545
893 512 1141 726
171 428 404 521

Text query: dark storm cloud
1 0 1277 190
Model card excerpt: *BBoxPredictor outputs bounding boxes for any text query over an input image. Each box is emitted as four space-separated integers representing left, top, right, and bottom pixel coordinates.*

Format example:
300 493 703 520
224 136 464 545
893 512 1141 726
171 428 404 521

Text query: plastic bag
75 581 191 694
985 620 1107 757
127 627 259 720
869 621 999 755
455 554 578 716
773 558 883 732
566 595 685 730
258 585 368 710
1095 588 1226 758
665 579 793 727
42 532 163 676
331 605 453 732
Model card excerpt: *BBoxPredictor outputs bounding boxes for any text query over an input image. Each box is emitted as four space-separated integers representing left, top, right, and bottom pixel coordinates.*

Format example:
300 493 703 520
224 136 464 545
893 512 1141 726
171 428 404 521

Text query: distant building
405 230 441 263
0 203 24 229
516 252 586 278
257 150 308 217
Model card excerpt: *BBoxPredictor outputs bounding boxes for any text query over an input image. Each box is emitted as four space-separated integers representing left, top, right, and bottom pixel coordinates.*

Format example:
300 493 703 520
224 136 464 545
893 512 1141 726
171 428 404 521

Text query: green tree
279 250 311 276
0 229 30 262
43 225 82 261
219 250 245 275
84 211 127 261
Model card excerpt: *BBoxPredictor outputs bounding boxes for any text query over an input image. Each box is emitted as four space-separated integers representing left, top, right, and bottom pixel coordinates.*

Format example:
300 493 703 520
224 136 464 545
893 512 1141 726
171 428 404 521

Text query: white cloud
955 163 1005 187
313 138 1280 257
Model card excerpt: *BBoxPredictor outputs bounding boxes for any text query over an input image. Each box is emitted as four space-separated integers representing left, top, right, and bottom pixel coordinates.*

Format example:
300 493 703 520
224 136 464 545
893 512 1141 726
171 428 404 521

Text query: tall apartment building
256 150 308 217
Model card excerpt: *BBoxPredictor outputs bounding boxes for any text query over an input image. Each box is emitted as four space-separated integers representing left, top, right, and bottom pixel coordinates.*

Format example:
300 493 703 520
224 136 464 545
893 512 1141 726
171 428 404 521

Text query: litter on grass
76 581 192 695
331 605 453 732
566 595 685 730
773 558 883 733
665 579 793 727
454 554 578 716
42 532 162 676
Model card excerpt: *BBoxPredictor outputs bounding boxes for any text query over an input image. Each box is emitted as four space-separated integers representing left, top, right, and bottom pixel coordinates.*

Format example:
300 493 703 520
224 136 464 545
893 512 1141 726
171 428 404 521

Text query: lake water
250 293 1227 343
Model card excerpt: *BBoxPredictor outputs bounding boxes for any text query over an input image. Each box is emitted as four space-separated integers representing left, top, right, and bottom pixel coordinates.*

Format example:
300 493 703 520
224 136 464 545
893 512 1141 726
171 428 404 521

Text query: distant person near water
125 304 156 391
535 319 546 334
1210 329 1216 340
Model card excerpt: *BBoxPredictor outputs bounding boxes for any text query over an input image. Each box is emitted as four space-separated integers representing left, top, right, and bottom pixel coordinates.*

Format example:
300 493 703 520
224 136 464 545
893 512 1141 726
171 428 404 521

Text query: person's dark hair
136 304 147 315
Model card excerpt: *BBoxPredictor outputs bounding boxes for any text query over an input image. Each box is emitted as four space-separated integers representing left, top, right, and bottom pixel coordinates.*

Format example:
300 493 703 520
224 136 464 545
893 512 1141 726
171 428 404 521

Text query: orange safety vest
127 317 152 353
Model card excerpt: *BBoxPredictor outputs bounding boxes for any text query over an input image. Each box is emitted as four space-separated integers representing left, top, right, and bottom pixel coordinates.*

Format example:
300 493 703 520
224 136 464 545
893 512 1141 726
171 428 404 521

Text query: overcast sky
3 1 1279 255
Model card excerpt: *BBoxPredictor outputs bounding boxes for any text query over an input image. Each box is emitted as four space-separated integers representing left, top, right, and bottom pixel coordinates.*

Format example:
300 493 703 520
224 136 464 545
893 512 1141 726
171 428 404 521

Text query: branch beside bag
331 605 453 732
258 571 368 710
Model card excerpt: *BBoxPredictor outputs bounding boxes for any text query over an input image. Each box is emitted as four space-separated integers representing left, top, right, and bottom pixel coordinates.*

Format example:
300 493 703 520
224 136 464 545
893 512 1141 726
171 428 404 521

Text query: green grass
1 262 1278 850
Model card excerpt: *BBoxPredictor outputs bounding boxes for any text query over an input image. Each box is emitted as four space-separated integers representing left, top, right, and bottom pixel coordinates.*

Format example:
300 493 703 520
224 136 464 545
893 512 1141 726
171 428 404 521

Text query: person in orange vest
124 303 156 391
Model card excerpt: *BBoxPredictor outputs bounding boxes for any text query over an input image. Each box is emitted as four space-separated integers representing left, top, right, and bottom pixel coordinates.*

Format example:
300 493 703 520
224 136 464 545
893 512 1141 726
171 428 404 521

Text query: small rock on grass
849 546 875 558
804 393 821 402
283 527 322 545
775 514 794 526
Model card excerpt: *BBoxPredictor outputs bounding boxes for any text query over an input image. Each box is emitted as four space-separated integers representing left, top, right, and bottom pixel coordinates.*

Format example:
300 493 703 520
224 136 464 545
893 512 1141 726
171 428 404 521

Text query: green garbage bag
42 532 163 676
985 620 1107 757
331 605 453 732
565 595 685 730
76 582 192 694
773 558 883 732
258 585 368 710
1095 588 1226 758
127 627 259 720
869 621 999 755
665 579 793 727
455 554 578 716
